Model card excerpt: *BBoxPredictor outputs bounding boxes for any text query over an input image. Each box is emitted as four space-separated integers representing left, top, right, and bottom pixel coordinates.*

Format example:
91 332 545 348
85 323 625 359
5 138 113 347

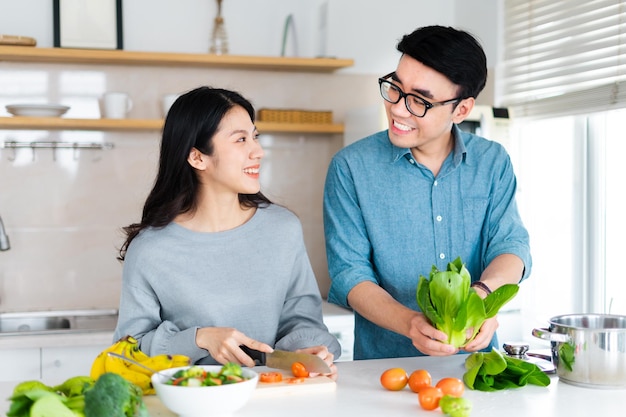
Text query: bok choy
416 257 519 348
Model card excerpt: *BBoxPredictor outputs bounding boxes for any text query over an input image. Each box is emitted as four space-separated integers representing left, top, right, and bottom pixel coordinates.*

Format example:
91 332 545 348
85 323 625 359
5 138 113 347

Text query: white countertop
1 354 622 417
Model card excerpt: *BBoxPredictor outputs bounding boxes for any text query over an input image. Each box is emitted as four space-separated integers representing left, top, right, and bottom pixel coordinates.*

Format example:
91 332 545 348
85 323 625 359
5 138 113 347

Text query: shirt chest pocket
462 198 488 242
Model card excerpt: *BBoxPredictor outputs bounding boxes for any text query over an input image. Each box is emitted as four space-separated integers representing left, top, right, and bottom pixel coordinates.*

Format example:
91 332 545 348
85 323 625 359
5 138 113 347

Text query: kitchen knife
240 346 331 374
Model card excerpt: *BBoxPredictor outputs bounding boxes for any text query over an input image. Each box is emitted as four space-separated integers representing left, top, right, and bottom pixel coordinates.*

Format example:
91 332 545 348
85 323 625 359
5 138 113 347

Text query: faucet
0 215 10 251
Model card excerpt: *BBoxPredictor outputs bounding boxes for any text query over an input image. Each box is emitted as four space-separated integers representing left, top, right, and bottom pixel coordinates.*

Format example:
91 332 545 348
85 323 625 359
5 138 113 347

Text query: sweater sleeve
113 240 210 363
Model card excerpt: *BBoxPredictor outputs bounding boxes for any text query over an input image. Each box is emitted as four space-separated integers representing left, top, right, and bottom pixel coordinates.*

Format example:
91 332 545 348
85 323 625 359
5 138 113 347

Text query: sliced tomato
259 372 283 383
291 361 310 378
285 377 307 384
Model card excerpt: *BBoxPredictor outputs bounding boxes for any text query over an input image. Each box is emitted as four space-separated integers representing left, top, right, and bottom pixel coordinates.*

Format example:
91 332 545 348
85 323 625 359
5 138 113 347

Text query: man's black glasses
378 72 461 117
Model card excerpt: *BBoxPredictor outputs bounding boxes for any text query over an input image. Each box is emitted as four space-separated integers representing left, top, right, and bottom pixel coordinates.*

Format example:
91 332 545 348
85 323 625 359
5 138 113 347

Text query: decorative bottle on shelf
209 0 229 55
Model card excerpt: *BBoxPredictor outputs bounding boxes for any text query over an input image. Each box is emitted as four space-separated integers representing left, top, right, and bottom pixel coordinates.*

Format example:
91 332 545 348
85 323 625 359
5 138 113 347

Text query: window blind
499 0 626 118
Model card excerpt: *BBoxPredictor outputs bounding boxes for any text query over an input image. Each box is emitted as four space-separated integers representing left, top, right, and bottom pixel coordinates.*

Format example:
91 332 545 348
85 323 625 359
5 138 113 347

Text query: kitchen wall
0 0 499 312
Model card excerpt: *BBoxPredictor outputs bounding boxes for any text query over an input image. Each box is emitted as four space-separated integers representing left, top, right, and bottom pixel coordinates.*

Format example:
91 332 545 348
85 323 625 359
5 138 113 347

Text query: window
500 0 626 118
508 116 581 336
600 109 626 314
499 1 626 345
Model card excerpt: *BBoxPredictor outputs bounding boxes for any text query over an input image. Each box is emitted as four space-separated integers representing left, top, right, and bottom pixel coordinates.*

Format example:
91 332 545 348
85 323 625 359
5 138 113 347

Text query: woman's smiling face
203 105 264 196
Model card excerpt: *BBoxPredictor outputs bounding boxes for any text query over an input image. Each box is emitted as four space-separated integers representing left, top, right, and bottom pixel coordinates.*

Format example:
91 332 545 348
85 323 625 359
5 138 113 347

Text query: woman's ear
187 147 207 170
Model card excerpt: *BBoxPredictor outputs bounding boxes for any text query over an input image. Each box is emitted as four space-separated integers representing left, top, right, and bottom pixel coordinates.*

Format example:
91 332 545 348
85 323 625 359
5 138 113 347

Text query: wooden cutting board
254 375 336 396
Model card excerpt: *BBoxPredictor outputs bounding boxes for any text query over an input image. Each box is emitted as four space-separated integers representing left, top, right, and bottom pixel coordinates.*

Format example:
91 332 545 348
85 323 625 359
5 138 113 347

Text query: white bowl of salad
151 363 259 417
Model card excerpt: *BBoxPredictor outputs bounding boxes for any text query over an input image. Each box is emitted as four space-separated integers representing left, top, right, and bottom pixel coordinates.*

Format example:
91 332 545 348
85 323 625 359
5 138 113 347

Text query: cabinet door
0 348 40 381
41 345 105 384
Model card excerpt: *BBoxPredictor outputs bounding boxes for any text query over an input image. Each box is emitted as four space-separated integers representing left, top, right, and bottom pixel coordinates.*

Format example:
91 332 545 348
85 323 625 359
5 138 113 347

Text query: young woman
114 86 339 378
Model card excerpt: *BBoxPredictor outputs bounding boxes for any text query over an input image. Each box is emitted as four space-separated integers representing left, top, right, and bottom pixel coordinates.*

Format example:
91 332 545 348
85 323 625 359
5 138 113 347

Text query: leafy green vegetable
440 395 472 417
7 373 145 417
463 348 551 391
416 257 519 348
29 394 76 417
6 389 56 417
7 386 90 417
11 380 53 396
53 375 95 397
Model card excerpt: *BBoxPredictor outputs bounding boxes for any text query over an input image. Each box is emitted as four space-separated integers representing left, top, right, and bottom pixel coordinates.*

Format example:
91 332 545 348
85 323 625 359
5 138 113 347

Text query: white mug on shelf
161 93 179 118
100 92 133 119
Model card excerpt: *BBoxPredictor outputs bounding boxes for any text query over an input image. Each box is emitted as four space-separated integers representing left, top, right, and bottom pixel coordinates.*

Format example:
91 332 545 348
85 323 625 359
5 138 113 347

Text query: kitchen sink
0 309 118 336
0 316 71 332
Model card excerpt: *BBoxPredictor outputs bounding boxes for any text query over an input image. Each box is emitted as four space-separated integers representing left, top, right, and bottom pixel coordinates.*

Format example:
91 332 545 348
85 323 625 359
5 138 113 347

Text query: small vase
209 0 228 55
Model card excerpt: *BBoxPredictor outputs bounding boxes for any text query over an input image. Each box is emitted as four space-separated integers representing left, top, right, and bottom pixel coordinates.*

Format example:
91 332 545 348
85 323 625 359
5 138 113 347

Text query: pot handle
532 327 571 343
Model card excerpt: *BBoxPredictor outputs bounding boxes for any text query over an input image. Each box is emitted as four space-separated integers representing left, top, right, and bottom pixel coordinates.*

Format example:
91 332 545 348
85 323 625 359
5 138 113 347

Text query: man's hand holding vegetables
347 281 458 357
461 254 525 352
323 26 531 360
347 254 523 356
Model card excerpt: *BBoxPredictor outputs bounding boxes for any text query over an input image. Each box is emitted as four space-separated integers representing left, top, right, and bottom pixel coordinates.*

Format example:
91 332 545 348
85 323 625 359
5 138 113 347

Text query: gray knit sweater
113 204 341 364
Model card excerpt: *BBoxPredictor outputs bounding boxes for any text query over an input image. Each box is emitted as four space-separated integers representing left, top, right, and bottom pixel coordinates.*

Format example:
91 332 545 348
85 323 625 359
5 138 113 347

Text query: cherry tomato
259 372 283 383
435 377 465 397
380 368 409 391
418 386 444 411
291 361 310 378
408 369 432 393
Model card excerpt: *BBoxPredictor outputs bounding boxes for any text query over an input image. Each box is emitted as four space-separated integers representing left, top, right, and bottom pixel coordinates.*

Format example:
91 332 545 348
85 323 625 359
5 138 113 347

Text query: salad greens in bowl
151 364 258 417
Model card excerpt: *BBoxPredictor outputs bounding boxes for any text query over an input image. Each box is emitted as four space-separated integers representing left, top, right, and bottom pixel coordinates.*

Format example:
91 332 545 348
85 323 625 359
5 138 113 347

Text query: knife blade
240 346 331 374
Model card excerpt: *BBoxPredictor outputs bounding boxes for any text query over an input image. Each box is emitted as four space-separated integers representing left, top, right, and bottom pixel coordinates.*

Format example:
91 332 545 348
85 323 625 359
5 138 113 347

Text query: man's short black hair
397 25 487 99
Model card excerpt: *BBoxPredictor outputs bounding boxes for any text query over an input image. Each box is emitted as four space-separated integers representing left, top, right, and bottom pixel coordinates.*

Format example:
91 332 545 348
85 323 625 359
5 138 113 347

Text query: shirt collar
388 124 470 166
451 124 469 167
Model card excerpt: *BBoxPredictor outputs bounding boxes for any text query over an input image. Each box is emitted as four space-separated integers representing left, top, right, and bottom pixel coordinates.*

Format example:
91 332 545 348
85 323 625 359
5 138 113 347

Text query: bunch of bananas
90 335 191 395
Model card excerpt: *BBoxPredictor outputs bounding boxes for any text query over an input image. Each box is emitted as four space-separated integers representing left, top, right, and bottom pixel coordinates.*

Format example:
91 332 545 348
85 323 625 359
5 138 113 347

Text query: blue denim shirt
323 126 531 360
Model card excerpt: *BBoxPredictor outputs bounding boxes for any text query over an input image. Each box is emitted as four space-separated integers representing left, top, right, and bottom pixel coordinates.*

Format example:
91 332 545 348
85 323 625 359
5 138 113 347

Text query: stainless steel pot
533 314 626 389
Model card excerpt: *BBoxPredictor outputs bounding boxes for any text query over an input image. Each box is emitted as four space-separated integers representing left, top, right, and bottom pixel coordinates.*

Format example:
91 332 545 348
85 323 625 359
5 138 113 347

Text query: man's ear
452 97 475 124
187 147 207 170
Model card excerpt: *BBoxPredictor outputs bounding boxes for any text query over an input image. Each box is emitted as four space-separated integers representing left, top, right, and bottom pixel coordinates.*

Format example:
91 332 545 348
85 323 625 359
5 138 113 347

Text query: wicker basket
257 108 333 124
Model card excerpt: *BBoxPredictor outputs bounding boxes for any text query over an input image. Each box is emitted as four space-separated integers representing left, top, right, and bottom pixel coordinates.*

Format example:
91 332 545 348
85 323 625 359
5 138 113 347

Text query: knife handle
239 345 266 365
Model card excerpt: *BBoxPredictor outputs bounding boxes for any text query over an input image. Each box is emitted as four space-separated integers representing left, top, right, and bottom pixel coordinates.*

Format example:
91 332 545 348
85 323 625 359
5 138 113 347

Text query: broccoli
83 373 147 417
220 362 244 377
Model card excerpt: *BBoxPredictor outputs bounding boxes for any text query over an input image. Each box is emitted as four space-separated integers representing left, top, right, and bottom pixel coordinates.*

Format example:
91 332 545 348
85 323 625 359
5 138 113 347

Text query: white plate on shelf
5 104 70 117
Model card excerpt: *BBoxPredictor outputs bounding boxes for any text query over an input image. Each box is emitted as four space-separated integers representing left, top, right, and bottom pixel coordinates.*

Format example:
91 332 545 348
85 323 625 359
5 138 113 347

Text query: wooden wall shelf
0 46 354 73
0 117 344 134
0 47 350 134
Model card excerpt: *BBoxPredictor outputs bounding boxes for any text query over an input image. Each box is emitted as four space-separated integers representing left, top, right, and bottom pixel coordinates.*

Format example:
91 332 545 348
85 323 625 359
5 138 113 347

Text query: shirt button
409 159 415 164
439 253 445 259
436 215 442 222
434 180 438 186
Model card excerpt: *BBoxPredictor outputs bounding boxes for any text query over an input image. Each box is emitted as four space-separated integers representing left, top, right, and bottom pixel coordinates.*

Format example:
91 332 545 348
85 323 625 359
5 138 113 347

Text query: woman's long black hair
118 86 271 260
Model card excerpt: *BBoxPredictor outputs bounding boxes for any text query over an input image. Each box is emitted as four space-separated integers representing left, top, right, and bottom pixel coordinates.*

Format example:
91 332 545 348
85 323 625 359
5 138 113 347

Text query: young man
323 25 531 360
